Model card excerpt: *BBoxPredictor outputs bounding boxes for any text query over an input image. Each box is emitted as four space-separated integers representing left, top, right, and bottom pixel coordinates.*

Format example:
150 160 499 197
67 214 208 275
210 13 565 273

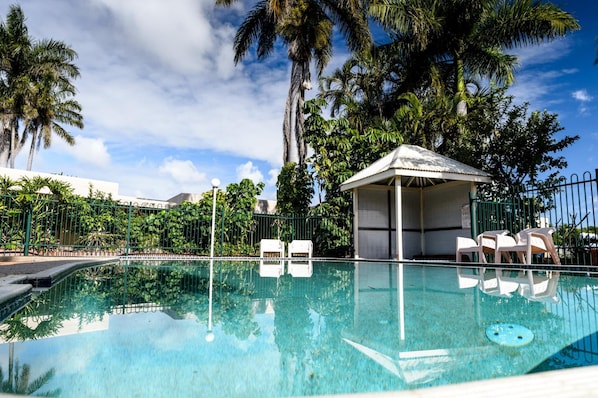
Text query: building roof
340 144 492 191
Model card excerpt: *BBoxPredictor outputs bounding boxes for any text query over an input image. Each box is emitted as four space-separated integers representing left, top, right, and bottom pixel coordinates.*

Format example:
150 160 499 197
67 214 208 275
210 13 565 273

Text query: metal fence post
469 192 477 239
23 203 33 256
125 202 133 256
220 207 225 256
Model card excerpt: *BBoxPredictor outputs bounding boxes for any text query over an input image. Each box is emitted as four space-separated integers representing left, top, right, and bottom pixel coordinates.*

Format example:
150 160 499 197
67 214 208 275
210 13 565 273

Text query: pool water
1 260 598 397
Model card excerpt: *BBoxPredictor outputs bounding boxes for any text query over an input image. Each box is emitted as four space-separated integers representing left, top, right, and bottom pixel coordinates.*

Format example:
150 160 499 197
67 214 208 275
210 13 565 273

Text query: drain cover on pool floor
486 323 534 347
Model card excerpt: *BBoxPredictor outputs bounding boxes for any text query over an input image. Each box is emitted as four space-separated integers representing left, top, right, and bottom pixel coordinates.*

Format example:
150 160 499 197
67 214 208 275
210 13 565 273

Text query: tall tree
276 162 313 214
0 5 81 168
216 0 371 165
443 87 579 198
24 71 83 170
369 0 580 115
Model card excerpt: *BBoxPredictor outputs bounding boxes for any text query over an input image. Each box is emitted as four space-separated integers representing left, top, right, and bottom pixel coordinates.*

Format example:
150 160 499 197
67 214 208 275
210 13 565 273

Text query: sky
4 0 598 202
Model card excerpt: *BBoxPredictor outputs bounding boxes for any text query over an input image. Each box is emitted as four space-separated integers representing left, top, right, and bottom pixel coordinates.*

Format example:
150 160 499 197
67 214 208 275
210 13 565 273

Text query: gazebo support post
353 188 360 258
395 176 403 260
419 188 425 257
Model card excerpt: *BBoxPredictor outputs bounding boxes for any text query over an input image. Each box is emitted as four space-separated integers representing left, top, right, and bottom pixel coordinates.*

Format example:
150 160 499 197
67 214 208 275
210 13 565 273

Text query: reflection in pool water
1 260 598 397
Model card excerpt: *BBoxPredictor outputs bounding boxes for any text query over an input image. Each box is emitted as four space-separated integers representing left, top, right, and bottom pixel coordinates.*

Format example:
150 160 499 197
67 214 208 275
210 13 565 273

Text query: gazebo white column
395 176 403 260
353 188 360 258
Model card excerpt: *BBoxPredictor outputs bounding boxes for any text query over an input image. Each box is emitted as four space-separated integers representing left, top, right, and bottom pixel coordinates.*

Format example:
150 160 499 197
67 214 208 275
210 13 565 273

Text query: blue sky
6 0 598 201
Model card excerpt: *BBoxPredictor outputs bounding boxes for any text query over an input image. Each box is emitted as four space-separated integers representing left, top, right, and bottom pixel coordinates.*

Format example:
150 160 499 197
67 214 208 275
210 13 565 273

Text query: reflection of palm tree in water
273 274 314 397
0 343 60 396
1 296 65 396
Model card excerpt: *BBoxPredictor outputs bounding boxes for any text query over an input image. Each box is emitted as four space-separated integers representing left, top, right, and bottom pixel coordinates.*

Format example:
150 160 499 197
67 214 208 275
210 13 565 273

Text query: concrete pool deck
0 256 597 397
0 255 117 285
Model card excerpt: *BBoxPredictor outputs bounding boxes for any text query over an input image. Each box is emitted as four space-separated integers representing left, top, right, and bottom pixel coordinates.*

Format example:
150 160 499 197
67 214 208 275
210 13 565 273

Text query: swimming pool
1 259 598 397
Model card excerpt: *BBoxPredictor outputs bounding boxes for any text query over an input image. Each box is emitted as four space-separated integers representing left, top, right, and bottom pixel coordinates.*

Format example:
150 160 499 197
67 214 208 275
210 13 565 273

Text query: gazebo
340 145 491 260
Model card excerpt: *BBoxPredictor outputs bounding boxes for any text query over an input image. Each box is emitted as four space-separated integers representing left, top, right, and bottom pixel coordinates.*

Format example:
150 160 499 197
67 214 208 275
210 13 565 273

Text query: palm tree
216 0 371 165
24 74 83 170
369 0 580 115
0 4 31 167
0 344 60 396
0 5 81 168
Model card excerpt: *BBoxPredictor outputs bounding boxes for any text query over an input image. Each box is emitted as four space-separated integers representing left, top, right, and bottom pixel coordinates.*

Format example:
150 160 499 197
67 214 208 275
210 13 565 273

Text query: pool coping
323 364 598 397
0 257 118 316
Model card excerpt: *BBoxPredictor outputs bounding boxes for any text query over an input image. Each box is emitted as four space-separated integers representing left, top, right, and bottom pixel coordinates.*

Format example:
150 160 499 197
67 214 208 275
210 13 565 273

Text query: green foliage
276 162 314 215
369 0 579 116
304 98 401 202
0 174 327 256
303 98 401 256
0 4 83 169
444 88 579 200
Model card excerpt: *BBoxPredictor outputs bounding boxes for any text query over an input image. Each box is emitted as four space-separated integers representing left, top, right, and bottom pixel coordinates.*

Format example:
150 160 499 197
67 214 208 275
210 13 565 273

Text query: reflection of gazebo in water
340 145 491 260
344 262 495 386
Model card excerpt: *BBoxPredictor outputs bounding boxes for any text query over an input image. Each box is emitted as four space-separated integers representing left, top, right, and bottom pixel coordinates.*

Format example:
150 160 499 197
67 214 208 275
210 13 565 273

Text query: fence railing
0 195 331 257
471 169 598 264
3 169 596 262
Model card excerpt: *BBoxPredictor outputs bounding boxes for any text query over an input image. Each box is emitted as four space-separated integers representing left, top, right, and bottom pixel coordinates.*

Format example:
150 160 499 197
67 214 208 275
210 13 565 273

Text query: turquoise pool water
1 260 598 397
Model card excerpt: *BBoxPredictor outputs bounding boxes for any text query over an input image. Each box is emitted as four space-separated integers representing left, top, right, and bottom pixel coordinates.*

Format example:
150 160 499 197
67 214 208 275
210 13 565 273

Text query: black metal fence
471 169 598 264
3 169 597 262
0 194 331 257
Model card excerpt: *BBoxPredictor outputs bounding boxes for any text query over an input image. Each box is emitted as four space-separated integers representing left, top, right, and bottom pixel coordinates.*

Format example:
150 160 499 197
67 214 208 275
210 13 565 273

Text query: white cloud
56 135 111 168
159 158 207 184
572 89 593 102
512 38 573 68
267 168 280 186
16 0 288 172
236 161 263 183
88 0 231 76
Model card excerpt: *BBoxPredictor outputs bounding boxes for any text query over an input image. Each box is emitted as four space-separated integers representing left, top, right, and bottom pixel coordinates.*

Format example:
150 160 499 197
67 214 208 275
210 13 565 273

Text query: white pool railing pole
206 178 220 342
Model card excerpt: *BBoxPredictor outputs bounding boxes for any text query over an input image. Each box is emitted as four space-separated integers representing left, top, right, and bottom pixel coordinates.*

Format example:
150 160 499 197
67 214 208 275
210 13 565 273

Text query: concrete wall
0 167 119 196
0 167 173 207
422 182 471 256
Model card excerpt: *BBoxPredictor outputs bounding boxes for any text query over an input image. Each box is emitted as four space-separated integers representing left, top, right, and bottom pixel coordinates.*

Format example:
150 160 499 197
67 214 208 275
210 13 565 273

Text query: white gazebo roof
340 144 491 191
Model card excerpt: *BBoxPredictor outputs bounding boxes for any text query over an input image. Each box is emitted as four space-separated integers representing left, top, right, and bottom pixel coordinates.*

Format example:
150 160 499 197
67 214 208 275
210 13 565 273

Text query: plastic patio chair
495 227 560 265
260 239 285 258
456 230 509 263
455 230 508 290
288 240 313 258
494 228 560 296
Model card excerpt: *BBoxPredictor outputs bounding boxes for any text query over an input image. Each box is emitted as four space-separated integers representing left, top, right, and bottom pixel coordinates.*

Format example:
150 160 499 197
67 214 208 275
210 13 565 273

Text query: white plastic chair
456 230 509 263
494 228 560 295
260 239 285 258
495 227 560 265
288 240 313 258
456 230 508 290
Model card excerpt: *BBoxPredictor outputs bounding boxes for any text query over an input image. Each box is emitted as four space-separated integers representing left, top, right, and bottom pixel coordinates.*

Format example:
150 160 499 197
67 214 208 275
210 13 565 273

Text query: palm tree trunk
26 129 38 171
0 115 11 167
8 123 18 168
8 342 14 391
283 60 309 165
455 57 467 116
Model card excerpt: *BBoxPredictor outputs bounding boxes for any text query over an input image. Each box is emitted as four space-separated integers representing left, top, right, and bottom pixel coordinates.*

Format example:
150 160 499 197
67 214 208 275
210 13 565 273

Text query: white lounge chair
456 230 508 290
260 238 285 258
494 228 560 295
495 227 560 265
288 240 313 258
456 230 509 263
